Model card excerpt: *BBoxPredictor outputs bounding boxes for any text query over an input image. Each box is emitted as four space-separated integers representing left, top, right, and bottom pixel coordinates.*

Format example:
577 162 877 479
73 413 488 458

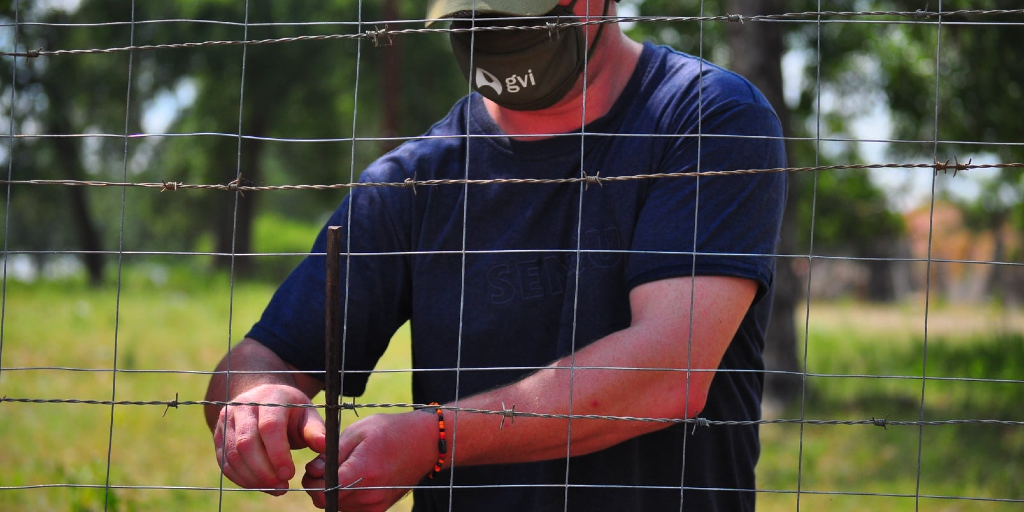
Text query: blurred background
0 0 1021 510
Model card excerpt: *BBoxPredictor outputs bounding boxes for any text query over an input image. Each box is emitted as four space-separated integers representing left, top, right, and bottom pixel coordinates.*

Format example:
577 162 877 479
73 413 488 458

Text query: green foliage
790 0 1024 245
2 1 465 278
1 1 140 260
250 211 322 282
794 169 905 252
625 0 728 64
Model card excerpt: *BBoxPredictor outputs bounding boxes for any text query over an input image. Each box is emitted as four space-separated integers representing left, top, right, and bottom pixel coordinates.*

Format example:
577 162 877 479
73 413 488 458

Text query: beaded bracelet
428 402 447 479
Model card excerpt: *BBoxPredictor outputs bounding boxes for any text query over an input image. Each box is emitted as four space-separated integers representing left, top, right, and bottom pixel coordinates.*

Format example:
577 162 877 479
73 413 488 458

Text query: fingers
235 406 290 493
300 413 434 512
259 404 298 482
301 453 370 511
295 406 327 453
305 453 327 479
302 455 327 509
215 414 253 488
302 431 364 511
300 427 355 510
216 405 289 495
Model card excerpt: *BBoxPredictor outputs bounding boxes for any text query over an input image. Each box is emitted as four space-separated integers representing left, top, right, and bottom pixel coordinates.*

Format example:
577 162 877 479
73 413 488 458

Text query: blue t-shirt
249 43 786 512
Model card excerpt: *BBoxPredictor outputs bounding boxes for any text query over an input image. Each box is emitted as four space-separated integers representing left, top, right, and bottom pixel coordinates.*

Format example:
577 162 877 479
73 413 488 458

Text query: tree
798 0 1023 302
3 1 464 280
127 1 465 275
2 1 149 285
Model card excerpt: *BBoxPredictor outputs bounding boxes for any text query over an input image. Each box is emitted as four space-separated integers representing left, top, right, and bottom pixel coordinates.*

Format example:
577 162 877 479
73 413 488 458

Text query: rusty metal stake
324 226 343 512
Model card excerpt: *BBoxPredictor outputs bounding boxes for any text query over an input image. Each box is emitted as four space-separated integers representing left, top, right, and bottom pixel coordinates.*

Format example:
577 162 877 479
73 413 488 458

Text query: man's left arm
302 274 754 511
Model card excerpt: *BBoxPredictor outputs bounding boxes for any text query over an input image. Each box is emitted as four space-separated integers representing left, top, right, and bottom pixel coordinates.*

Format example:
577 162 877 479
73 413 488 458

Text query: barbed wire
5 8 1024 31
2 9 1024 58
10 130 1024 149
1 396 1020 430
0 160 1016 194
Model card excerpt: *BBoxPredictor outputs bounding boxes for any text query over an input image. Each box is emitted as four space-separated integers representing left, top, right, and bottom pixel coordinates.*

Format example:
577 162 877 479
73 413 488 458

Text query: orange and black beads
429 402 447 479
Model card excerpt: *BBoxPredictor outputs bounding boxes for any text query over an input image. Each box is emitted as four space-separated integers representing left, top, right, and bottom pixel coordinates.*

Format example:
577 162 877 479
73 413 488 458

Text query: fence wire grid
1 2 1022 512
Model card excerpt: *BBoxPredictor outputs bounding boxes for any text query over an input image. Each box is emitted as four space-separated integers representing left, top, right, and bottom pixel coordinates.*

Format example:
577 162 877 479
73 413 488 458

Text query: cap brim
425 0 561 27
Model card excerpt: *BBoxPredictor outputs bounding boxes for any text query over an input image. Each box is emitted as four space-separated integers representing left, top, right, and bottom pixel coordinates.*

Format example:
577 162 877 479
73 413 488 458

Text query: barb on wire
934 156 972 177
365 25 393 47
872 414 889 430
13 47 45 58
325 477 364 492
344 396 360 417
162 392 179 417
546 21 561 39
499 402 516 430
226 172 246 197
691 417 711 435
403 172 418 195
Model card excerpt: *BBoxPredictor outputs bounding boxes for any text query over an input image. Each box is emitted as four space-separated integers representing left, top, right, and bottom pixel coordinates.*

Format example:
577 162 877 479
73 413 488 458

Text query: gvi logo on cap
474 68 503 95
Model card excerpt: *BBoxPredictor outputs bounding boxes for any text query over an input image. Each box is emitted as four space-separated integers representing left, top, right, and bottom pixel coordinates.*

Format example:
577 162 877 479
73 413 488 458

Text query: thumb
295 406 326 452
335 425 366 486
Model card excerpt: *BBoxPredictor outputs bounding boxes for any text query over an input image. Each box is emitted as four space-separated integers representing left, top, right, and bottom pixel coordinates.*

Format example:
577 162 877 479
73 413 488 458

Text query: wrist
423 403 447 478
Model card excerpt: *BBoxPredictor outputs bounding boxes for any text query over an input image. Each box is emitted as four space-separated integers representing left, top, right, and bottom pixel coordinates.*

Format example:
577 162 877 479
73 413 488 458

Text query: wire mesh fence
1 1 1022 511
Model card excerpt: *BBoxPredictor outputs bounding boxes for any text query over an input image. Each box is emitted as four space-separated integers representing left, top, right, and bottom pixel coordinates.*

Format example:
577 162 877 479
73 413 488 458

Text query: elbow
639 366 715 421
666 377 711 420
204 358 229 433
679 390 708 420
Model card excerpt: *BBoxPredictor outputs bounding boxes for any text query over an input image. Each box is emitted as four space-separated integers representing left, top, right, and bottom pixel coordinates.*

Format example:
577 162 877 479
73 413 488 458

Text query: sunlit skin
204 1 758 510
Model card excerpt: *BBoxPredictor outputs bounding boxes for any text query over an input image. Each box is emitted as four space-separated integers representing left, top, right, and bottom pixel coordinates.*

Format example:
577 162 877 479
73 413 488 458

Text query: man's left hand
301 411 440 511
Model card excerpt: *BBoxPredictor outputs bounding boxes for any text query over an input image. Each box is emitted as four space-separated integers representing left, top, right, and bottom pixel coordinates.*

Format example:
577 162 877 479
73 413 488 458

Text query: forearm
443 325 710 467
204 337 322 432
442 276 754 468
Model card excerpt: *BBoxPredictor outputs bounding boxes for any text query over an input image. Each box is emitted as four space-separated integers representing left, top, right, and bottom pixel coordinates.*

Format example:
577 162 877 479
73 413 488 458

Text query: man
204 0 787 510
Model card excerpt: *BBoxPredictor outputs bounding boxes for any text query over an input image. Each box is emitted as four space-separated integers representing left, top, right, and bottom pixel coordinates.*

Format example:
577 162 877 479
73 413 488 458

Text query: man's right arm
205 337 327 495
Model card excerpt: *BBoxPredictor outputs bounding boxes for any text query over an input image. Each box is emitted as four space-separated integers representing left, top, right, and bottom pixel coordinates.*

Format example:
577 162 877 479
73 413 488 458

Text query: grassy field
0 273 1020 511
757 301 1023 512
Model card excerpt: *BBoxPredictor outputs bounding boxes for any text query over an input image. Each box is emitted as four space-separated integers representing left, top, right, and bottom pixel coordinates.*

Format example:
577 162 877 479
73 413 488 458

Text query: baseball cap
425 0 562 26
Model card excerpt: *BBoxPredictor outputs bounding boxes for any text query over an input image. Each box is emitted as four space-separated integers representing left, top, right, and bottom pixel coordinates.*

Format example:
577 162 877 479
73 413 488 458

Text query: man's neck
484 32 643 139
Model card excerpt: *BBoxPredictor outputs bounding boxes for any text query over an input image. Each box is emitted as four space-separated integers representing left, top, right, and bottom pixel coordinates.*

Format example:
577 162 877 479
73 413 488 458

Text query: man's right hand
212 383 327 495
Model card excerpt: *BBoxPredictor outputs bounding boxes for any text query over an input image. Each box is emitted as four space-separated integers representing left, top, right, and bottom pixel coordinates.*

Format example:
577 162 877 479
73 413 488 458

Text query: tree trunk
725 0 803 405
985 212 1007 308
865 242 897 302
379 0 402 154
51 116 105 286
213 116 265 276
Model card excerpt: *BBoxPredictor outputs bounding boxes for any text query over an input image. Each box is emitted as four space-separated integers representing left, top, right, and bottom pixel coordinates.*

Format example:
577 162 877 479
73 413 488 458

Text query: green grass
756 302 1024 512
0 275 1020 511
0 272 412 512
